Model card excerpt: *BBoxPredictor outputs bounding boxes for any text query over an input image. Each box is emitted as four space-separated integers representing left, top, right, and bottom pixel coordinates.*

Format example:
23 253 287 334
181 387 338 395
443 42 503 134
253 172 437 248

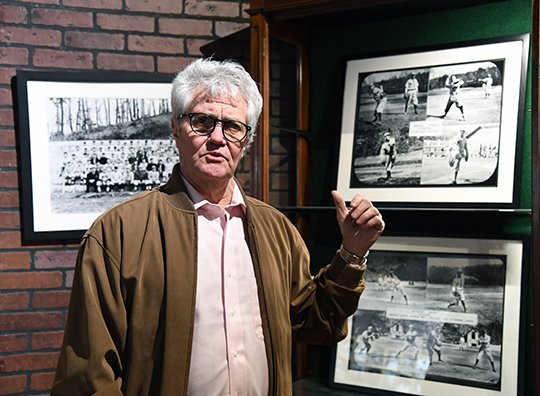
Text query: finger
349 194 366 209
353 207 381 227
349 201 380 223
331 190 348 218
366 214 385 232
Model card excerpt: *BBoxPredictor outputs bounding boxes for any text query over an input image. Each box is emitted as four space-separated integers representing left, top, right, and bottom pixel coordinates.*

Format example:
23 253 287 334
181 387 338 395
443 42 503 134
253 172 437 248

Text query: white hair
171 58 263 148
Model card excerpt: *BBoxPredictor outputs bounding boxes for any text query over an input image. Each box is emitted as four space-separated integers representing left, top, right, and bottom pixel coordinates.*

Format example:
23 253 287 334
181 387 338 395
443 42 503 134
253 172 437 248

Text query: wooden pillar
249 9 270 202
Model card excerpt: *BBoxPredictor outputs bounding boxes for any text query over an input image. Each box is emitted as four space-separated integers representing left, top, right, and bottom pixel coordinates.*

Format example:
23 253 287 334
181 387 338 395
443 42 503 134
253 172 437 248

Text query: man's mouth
205 151 225 160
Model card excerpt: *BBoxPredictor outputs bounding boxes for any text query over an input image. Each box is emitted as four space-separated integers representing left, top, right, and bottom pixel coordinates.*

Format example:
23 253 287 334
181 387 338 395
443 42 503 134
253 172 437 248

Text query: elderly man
52 58 384 396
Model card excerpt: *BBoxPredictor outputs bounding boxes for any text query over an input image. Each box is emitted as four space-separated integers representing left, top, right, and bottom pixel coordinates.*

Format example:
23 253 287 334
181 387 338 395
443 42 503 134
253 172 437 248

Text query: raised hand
331 190 385 257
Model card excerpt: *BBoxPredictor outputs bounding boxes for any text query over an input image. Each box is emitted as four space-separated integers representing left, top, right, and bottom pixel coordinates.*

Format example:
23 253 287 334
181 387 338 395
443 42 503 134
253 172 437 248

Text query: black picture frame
15 70 174 244
330 234 528 396
335 34 530 208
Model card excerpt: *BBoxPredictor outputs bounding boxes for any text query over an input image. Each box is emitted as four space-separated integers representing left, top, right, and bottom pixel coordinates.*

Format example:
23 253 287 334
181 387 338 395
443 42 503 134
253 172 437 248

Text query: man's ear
171 118 179 138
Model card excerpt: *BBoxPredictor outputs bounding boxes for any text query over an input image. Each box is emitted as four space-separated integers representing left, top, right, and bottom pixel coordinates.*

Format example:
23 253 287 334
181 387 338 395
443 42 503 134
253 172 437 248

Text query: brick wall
0 1 250 394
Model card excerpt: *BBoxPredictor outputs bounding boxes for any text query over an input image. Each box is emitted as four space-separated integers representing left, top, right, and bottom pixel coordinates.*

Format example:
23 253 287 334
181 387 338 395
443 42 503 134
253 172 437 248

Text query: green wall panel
304 0 533 390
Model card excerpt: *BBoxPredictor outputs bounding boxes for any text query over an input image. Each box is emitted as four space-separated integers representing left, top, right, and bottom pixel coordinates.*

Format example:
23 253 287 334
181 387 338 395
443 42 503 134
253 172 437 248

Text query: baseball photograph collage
331 34 529 396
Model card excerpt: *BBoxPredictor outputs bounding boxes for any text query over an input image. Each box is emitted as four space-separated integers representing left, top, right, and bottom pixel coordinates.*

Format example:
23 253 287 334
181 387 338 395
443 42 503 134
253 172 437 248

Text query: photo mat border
335 34 530 208
15 70 173 244
329 234 528 396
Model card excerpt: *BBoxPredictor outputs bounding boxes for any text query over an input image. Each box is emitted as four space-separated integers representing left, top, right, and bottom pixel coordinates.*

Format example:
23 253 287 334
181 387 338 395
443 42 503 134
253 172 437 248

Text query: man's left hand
331 190 385 257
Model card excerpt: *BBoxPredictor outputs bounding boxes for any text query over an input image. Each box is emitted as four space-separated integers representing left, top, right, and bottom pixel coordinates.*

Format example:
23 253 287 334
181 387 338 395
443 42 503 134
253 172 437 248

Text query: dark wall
305 0 534 391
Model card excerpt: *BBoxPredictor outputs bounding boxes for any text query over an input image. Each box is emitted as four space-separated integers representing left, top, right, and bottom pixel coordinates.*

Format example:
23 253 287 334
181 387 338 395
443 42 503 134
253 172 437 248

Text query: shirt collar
179 170 246 214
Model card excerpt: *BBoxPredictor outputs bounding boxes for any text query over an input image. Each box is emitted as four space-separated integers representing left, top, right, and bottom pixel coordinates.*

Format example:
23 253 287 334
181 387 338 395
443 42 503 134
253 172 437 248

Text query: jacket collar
157 163 196 211
159 163 252 216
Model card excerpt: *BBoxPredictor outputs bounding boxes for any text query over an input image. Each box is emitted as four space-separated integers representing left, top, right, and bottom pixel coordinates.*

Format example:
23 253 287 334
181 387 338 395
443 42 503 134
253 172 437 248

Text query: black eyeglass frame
178 112 251 143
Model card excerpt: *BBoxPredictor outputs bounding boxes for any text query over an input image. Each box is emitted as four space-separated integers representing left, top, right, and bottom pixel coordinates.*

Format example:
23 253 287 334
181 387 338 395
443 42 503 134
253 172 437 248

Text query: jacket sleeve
51 234 127 395
289 231 366 345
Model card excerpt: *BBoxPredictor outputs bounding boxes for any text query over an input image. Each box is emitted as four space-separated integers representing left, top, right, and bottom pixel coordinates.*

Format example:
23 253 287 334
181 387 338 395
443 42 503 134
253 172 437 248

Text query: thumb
331 190 348 218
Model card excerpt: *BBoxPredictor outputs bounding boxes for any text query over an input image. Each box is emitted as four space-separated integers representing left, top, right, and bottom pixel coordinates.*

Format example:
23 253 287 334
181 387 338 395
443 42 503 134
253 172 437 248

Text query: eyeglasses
178 112 251 143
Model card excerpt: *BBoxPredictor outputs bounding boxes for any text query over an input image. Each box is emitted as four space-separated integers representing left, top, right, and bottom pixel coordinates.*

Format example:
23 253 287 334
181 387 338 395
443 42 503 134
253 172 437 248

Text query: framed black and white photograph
335 34 529 208
330 235 527 396
16 70 175 243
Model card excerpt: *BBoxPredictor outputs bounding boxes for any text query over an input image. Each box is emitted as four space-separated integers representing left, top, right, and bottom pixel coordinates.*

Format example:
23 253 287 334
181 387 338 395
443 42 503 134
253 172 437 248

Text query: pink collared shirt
183 176 268 396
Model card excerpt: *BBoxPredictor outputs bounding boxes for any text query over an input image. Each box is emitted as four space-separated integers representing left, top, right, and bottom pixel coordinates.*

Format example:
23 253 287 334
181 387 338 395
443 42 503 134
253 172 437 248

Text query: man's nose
208 122 225 143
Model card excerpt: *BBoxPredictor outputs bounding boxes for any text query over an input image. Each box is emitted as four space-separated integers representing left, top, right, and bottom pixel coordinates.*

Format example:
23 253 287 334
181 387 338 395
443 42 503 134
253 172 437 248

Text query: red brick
2 351 59 372
33 290 71 309
0 129 16 146
65 31 124 50
0 47 29 65
185 0 240 17
128 35 183 54
157 56 193 74
241 2 250 16
17 0 59 4
0 6 27 24
0 312 62 331
187 38 211 56
31 371 55 391
0 292 29 311
0 88 12 106
271 135 290 154
0 149 17 167
32 330 64 350
97 13 155 33
33 49 93 69
125 0 182 14
0 272 63 290
269 153 290 172
97 53 154 72
0 231 21 249
0 68 16 84
34 250 77 269
159 18 212 36
31 8 93 28
271 172 289 191
63 0 122 9
0 189 18 207
0 191 19 208
0 26 61 47
32 333 62 358
0 108 14 127
0 333 28 353
0 252 31 271
216 21 248 37
0 171 18 188
0 212 20 229
0 375 26 395
65 270 74 287
269 191 288 206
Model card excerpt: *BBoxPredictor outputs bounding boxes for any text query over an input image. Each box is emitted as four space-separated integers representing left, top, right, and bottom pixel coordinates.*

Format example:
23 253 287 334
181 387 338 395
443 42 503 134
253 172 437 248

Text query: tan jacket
52 165 366 395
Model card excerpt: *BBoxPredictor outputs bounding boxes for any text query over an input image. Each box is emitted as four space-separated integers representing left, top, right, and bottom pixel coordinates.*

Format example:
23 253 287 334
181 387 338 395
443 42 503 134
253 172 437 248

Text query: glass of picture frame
330 234 527 396
335 34 530 208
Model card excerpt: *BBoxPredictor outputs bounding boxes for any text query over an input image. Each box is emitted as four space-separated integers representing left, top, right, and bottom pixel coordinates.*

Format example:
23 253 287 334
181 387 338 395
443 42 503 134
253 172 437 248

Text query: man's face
172 97 247 188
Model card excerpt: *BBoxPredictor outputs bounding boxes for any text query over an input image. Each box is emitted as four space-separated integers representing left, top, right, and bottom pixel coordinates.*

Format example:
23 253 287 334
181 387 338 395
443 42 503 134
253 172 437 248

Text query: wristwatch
338 245 369 267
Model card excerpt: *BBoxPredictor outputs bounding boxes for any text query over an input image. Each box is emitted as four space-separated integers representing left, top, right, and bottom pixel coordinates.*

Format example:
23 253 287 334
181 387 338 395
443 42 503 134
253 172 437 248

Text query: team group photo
46 96 176 215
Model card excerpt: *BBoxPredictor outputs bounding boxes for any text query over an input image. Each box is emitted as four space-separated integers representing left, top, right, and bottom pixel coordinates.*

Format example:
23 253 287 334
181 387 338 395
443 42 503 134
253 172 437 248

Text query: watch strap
338 245 369 266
